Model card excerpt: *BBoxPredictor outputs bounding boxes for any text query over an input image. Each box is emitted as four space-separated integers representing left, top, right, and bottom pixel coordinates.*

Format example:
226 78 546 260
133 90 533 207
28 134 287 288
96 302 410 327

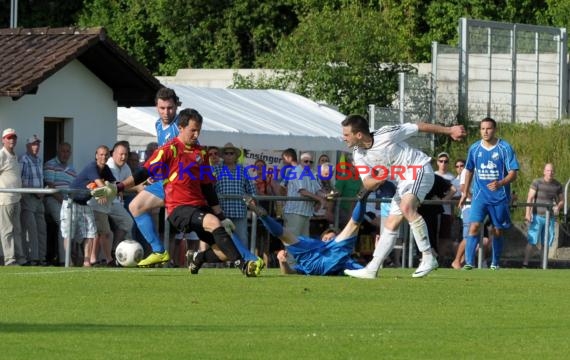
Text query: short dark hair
282 148 297 162
320 228 337 239
155 87 180 106
480 117 497 128
178 108 203 127
341 114 371 136
112 140 130 154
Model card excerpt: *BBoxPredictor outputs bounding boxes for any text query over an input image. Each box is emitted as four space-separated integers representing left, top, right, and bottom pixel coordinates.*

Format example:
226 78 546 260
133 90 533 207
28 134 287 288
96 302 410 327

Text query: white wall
0 60 117 170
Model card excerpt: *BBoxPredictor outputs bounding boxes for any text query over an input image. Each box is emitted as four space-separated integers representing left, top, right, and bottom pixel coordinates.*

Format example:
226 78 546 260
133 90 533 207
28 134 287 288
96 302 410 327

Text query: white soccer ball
115 240 144 267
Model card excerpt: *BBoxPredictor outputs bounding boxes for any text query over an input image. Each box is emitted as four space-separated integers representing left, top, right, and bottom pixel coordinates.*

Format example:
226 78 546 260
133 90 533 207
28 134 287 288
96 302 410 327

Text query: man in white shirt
0 128 26 265
341 115 465 279
105 141 134 251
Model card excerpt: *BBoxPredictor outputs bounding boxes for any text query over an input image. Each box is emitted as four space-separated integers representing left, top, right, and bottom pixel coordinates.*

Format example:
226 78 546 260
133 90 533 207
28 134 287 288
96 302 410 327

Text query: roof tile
0 26 161 106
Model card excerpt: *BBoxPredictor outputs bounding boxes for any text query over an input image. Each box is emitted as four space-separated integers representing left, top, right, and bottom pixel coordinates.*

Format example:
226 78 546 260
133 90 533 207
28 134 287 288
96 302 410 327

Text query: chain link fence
370 18 567 127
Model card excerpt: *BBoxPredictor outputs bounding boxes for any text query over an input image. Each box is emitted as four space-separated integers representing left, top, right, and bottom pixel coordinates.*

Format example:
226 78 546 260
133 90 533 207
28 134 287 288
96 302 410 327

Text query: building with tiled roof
0 27 161 167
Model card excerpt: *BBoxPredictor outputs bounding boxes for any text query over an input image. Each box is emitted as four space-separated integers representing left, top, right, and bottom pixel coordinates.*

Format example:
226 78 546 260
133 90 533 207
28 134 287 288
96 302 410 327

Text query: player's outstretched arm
335 189 371 241
416 122 466 141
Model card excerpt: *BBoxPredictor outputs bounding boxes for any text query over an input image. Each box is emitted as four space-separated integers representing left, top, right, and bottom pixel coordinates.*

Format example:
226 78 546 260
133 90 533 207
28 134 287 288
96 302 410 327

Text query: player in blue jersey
126 87 182 266
242 190 371 276
459 117 519 270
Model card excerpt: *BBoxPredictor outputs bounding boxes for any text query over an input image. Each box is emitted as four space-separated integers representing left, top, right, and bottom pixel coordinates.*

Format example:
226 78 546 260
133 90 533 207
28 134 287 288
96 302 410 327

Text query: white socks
410 217 431 253
366 229 399 271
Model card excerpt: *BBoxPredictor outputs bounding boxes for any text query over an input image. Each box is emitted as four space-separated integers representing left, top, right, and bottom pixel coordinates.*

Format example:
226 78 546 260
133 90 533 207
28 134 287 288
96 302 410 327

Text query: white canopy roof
118 85 347 151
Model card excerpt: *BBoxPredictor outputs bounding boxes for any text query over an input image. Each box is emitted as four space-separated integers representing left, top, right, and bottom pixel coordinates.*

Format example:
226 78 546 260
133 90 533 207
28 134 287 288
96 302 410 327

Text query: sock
465 234 478 266
259 215 284 238
134 213 164 253
491 236 504 266
367 229 398 271
231 233 257 261
351 201 366 223
410 217 431 253
202 248 222 263
211 227 241 262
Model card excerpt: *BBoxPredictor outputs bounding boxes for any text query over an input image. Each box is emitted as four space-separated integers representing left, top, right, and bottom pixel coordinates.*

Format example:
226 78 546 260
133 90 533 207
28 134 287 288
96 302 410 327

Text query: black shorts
168 205 216 245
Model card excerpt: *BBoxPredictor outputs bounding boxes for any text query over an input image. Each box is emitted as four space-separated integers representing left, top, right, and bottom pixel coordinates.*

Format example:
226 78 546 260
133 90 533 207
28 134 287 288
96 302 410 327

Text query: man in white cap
0 129 26 265
19 134 48 265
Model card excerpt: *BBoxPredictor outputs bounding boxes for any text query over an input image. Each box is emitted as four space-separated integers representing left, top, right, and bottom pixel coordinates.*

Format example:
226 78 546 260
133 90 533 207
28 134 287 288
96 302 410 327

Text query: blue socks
259 215 284 238
134 213 164 253
492 236 504 267
231 233 257 261
465 234 478 266
351 201 365 223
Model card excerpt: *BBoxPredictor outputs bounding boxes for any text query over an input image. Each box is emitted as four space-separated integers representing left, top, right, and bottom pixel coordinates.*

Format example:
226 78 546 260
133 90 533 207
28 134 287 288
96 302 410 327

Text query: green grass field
1 267 568 359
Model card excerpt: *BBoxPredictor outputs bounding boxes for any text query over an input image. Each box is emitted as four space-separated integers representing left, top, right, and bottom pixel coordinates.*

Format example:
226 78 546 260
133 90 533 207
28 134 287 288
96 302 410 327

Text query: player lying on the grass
242 190 371 275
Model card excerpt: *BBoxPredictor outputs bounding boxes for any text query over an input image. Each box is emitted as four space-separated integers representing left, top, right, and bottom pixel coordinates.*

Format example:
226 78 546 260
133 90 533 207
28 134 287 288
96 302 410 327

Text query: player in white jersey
341 114 466 279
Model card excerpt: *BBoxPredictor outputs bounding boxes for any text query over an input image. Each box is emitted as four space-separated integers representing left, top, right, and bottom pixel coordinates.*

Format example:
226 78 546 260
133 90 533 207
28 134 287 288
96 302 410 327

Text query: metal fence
0 187 560 270
371 18 567 126
368 72 434 155
440 18 567 123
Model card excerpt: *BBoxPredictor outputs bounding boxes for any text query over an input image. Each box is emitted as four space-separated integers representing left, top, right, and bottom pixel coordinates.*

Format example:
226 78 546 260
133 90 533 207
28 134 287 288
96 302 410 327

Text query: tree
79 0 299 74
234 3 415 114
78 0 163 72
1 0 83 28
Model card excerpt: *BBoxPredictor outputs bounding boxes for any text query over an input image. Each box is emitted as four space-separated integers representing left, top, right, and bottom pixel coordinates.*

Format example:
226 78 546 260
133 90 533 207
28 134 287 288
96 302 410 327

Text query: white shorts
60 199 97 241
389 164 434 216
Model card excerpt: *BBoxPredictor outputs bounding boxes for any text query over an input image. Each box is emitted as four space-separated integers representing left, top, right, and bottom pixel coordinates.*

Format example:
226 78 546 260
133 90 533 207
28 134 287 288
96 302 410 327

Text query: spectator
213 142 256 248
522 163 564 268
144 142 158 163
317 154 330 166
0 128 26 266
252 158 282 266
44 142 77 265
207 146 221 166
459 117 519 270
335 161 363 226
124 151 147 249
280 148 326 237
417 174 456 261
19 134 47 265
86 145 118 266
316 162 336 225
451 159 465 245
433 151 455 257
451 163 470 269
105 142 135 251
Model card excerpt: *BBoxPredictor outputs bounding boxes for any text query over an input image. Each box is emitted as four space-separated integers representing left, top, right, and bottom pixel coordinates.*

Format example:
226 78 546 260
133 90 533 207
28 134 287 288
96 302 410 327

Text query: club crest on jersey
491 152 499 160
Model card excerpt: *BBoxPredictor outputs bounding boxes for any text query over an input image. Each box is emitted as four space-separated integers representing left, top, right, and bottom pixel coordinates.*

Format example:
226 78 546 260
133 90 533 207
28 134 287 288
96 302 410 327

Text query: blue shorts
143 181 165 201
527 215 555 247
468 200 511 230
288 236 362 275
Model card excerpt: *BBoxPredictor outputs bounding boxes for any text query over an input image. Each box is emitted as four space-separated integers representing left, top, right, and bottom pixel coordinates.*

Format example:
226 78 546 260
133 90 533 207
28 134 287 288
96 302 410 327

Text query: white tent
117 85 347 152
